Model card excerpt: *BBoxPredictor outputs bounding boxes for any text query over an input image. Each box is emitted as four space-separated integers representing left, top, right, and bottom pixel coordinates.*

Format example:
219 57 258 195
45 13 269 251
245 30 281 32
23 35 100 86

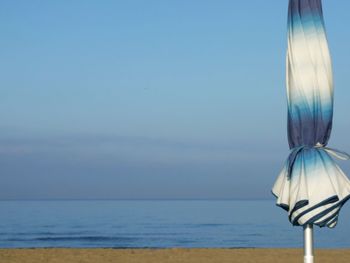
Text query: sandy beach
0 248 350 263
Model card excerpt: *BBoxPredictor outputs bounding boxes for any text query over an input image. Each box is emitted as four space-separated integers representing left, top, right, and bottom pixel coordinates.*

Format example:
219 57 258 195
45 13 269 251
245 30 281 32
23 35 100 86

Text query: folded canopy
272 0 350 228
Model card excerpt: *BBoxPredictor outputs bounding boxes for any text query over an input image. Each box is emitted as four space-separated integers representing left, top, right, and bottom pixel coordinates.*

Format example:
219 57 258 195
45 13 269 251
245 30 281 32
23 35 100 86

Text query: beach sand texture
1 248 350 263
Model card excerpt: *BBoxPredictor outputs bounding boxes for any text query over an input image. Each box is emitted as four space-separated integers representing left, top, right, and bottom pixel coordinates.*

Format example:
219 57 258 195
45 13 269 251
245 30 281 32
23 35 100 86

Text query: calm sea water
0 200 349 248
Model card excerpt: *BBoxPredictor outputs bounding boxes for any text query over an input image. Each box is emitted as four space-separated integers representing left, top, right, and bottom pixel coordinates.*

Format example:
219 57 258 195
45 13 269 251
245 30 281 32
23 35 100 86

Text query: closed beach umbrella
272 0 350 262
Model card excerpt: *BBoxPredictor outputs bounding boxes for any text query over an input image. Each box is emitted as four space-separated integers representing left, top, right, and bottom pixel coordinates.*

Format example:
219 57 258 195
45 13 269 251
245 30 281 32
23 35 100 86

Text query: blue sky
1 1 350 200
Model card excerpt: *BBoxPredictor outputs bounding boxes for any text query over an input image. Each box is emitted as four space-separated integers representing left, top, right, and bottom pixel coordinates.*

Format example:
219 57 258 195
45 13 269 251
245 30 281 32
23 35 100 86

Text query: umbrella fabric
272 0 350 228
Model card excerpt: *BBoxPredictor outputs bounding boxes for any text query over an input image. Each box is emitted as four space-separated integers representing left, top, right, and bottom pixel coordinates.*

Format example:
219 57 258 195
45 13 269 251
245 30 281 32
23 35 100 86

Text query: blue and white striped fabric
272 0 350 228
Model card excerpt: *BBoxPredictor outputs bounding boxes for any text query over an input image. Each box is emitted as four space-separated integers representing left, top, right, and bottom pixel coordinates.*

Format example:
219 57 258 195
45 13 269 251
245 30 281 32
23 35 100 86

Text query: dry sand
0 248 350 263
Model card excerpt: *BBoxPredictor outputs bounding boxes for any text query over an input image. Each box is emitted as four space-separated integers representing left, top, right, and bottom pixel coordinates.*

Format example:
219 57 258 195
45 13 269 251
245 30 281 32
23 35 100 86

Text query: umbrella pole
303 224 314 263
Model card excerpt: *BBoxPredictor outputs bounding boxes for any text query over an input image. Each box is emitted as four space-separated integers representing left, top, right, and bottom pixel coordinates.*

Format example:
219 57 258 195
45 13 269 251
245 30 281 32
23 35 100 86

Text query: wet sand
1 248 350 263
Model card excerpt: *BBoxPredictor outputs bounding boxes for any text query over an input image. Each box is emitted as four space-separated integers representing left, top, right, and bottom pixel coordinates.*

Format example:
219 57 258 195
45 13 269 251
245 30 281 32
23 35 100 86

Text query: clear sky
1 0 350 200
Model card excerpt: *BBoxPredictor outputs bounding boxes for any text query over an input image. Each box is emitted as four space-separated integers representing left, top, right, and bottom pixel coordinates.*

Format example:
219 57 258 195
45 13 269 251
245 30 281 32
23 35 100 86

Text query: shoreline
1 248 350 263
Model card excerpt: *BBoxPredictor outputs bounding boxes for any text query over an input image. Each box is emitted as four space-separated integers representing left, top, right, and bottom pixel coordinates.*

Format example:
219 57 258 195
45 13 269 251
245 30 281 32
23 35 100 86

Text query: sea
0 200 349 248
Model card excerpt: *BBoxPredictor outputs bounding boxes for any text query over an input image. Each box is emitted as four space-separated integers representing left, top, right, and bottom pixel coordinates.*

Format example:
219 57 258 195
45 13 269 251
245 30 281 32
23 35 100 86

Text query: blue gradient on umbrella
290 13 324 30
287 0 333 148
290 148 334 180
288 102 333 148
287 0 333 176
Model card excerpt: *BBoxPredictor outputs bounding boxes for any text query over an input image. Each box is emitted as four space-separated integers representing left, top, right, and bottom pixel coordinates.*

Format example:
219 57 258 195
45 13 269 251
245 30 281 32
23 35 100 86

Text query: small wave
3 231 92 236
5 236 136 243
183 223 231 228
